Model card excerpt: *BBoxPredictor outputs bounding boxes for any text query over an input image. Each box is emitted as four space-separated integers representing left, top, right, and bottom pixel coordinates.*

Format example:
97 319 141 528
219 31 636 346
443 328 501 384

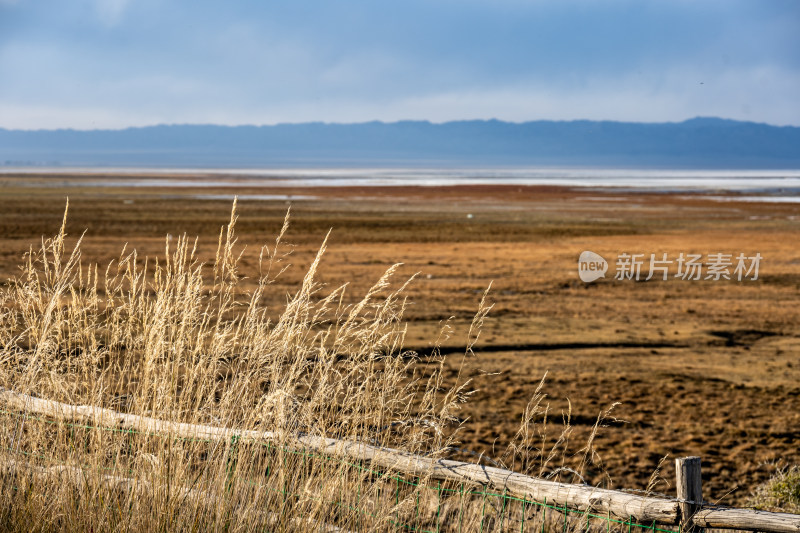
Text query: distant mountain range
2 117 799 168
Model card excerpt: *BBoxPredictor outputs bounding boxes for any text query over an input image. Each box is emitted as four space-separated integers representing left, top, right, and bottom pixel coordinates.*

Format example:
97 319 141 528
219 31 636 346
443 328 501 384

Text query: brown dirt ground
1 172 798 505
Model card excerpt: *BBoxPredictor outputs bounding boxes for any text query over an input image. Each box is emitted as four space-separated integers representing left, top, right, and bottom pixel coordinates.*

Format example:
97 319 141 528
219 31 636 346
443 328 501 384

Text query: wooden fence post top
676 456 704 533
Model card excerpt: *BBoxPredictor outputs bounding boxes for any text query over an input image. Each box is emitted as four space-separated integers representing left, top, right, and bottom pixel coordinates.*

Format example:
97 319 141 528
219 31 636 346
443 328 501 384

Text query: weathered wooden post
676 456 703 532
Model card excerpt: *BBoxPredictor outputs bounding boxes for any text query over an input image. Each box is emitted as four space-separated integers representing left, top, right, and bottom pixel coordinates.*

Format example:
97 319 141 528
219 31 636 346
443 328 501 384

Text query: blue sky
1 0 798 129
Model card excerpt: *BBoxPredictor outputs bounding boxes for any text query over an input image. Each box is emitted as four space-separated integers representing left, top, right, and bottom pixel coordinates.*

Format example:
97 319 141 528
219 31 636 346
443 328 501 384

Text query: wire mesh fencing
0 407 681 532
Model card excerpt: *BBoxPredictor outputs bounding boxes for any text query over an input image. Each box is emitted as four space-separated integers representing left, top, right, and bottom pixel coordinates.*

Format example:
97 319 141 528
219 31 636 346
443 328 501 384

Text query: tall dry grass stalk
0 201 609 532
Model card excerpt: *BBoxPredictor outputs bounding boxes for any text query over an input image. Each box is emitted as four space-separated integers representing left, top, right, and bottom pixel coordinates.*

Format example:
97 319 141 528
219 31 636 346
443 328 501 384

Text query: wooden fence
1 387 798 533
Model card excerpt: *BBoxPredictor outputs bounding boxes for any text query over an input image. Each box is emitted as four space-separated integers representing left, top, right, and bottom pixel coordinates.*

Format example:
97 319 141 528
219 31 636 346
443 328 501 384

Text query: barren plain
1 172 798 505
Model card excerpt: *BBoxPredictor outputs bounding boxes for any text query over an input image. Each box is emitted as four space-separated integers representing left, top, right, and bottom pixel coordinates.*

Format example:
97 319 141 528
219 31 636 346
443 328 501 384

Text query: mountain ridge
2 117 799 168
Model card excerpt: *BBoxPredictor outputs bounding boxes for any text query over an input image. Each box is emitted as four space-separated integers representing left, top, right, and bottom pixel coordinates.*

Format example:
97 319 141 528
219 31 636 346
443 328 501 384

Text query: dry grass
2 178 800 503
0 201 613 532
748 465 800 514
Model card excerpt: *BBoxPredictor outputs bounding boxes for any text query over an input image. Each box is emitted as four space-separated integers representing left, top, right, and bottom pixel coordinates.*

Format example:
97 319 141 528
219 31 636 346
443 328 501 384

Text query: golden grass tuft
748 465 800 514
0 201 608 532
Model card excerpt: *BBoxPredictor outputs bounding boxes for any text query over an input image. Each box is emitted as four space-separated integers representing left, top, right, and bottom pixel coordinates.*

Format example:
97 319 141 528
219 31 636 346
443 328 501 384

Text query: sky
0 0 798 130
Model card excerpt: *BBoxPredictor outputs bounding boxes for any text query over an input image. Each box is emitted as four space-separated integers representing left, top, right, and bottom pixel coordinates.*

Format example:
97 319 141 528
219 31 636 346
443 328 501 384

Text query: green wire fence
2 407 680 533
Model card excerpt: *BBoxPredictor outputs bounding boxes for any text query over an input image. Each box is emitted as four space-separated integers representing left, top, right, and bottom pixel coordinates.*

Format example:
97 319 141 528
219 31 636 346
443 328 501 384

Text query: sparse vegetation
749 466 800 514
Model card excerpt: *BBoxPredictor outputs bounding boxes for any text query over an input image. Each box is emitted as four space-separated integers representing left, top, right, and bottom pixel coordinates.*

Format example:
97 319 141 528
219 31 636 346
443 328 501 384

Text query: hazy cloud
0 0 798 129
92 0 130 27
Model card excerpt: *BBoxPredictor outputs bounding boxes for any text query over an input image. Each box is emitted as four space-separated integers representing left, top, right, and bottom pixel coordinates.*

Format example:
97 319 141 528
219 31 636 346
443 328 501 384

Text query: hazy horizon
1 115 793 133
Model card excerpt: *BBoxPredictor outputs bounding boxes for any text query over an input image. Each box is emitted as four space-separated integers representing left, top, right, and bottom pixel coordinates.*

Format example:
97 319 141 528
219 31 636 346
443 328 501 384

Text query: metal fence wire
1 407 682 533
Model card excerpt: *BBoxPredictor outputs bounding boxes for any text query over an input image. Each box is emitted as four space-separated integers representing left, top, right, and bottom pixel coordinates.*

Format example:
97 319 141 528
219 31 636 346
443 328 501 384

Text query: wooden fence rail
1 388 798 533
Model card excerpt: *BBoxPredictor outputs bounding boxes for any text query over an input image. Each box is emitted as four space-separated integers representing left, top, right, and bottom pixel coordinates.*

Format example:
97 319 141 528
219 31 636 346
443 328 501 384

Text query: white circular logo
578 251 608 283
